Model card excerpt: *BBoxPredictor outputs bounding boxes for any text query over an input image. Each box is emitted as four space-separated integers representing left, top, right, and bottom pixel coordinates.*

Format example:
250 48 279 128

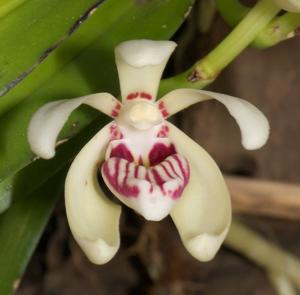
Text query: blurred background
12 1 300 294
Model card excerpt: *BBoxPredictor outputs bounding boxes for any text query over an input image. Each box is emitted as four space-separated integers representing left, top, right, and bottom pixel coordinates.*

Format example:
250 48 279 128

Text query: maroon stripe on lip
160 162 173 179
173 155 189 182
151 168 165 186
134 166 139 178
123 162 130 186
165 159 180 178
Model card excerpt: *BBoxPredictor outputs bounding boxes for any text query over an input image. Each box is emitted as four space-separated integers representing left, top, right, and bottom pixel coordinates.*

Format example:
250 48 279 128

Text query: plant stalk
160 0 280 95
225 218 300 290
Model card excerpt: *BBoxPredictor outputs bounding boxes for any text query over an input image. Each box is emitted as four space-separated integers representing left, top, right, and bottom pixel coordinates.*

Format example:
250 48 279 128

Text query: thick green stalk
254 12 300 48
215 0 300 49
160 0 280 95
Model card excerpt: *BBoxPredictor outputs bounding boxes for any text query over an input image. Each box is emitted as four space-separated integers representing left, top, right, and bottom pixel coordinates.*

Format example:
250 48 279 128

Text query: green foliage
0 0 193 293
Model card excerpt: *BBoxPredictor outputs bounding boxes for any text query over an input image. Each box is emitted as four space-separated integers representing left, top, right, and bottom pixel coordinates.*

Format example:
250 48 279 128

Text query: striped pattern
102 154 189 200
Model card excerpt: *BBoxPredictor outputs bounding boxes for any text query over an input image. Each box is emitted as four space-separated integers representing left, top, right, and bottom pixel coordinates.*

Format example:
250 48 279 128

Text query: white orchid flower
28 40 269 265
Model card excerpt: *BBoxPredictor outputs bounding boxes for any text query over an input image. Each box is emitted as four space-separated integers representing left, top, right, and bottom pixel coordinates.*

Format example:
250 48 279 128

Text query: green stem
159 0 280 95
254 12 300 48
196 0 278 77
215 0 300 49
225 218 300 290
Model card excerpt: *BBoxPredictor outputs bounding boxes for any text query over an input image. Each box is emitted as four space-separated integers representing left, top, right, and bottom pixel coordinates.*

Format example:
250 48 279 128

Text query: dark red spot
162 110 169 118
148 143 176 166
127 92 139 100
158 101 165 110
111 110 119 117
140 92 152 100
115 103 122 110
110 144 134 162
157 125 169 138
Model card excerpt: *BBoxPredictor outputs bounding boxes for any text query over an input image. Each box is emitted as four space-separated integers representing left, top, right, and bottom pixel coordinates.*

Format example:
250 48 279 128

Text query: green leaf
0 170 66 295
0 0 193 292
0 118 107 294
0 0 102 98
0 0 193 183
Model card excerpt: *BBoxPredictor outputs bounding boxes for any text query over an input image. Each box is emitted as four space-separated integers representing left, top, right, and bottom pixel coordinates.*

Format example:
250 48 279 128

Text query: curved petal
273 0 300 11
28 93 121 159
65 123 121 264
115 40 177 103
167 122 231 262
157 89 269 150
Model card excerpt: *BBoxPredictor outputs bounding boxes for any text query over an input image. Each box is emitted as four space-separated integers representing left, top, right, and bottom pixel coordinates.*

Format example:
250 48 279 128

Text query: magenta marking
161 110 169 118
127 92 139 100
111 110 119 117
148 143 176 166
110 144 134 162
102 159 139 198
171 185 184 199
160 162 173 179
157 125 169 138
173 154 189 183
150 168 164 185
134 166 139 178
140 92 152 100
165 159 180 178
158 101 165 110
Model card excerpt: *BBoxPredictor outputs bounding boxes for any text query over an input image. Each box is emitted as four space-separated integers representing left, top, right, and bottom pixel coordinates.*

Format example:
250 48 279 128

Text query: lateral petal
167 122 231 262
157 89 269 150
28 93 121 159
65 123 121 264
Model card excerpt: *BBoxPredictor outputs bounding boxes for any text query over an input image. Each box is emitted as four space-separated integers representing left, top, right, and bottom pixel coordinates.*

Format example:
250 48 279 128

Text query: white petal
167 122 231 262
273 0 300 11
115 40 177 102
65 123 121 264
157 89 269 150
28 93 121 159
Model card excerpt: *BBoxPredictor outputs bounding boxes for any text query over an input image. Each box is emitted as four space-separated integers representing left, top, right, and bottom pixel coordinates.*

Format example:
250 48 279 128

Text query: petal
65 123 121 264
273 0 300 11
167 122 231 262
115 40 177 102
28 93 121 159
157 89 269 150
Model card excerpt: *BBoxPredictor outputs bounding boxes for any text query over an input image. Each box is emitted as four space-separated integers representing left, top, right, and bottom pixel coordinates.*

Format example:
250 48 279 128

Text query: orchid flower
28 40 269 265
